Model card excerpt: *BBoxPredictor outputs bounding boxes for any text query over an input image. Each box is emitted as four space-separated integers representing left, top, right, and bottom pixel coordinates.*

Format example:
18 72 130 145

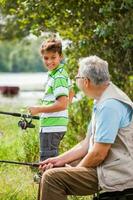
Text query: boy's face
42 51 62 71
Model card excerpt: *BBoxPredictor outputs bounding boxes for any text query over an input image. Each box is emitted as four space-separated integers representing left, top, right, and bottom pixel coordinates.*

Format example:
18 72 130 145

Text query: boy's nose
47 59 52 64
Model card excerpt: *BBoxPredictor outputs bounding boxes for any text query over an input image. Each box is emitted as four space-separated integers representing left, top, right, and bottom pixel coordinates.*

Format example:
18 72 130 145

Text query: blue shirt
93 99 133 144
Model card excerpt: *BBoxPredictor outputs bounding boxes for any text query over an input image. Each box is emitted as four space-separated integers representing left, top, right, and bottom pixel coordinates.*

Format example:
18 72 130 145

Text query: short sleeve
68 78 72 89
95 106 121 144
53 77 69 99
87 121 92 136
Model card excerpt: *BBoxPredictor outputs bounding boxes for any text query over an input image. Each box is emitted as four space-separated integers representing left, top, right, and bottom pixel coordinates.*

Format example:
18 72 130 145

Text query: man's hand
39 156 65 171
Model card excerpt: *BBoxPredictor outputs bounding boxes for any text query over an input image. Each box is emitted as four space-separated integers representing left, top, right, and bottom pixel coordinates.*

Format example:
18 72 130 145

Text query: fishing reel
18 117 35 130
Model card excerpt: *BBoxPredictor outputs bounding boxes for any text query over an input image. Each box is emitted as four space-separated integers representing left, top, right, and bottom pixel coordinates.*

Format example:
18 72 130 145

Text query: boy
28 38 74 161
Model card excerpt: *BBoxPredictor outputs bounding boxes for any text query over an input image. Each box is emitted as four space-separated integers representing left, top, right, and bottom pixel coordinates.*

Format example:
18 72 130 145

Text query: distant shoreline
0 72 48 91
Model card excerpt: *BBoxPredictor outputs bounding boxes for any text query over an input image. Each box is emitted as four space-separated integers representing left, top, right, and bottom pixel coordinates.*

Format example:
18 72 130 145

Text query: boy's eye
43 56 56 60
43 56 48 60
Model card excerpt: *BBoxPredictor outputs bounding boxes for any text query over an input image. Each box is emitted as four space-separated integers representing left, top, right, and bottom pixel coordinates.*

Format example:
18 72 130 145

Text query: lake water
0 73 48 106
0 72 82 108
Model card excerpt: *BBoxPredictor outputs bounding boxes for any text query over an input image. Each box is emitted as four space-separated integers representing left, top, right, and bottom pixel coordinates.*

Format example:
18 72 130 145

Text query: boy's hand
28 106 40 115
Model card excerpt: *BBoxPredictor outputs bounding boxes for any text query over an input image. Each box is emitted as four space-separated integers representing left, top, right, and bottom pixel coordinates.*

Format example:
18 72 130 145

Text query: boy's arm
28 96 68 115
69 88 75 104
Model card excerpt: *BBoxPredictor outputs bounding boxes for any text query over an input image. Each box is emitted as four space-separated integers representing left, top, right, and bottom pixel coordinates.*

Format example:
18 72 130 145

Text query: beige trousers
40 167 98 200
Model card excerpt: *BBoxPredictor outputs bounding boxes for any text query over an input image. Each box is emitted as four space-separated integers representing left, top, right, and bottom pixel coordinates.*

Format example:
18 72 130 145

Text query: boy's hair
40 38 62 55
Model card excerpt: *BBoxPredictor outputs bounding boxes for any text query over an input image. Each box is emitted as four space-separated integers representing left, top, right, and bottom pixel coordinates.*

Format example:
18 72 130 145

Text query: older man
39 55 133 200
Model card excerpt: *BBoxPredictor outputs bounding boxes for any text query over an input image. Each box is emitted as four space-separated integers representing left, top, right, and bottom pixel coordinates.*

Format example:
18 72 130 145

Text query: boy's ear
60 54 64 60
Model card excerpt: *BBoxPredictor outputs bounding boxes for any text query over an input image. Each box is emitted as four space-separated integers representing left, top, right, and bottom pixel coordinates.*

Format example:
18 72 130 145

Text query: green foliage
0 1 132 198
0 107 39 162
0 104 93 200
0 105 39 199
0 41 12 72
59 97 93 155
0 0 132 98
0 165 37 200
0 38 46 72
21 127 39 162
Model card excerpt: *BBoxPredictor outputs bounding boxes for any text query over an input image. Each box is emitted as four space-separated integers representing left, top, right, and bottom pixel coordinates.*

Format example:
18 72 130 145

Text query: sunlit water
0 72 82 109
0 73 48 106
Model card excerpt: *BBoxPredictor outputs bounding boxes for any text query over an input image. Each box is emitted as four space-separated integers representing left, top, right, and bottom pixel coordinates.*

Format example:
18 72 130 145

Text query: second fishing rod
0 111 39 130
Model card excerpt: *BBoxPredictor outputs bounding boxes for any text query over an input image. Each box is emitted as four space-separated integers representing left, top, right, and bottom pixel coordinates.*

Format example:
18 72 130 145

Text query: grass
0 104 39 199
0 165 38 200
0 104 92 200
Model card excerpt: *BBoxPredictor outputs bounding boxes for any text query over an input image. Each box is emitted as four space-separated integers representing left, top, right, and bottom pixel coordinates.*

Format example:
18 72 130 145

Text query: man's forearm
77 150 103 167
77 143 111 168
58 139 89 164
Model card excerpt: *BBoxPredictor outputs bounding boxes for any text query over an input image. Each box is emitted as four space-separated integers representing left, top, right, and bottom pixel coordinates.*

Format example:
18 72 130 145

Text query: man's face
75 71 92 98
75 73 88 93
42 51 62 71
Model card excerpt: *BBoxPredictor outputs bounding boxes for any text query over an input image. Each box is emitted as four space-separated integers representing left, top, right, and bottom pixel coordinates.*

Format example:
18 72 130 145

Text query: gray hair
78 55 110 85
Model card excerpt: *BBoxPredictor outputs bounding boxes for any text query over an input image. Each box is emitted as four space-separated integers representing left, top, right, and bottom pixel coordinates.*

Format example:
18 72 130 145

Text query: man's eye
44 57 48 60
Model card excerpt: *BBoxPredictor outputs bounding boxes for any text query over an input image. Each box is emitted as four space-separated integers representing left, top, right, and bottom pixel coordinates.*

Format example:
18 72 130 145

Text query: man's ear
84 78 90 88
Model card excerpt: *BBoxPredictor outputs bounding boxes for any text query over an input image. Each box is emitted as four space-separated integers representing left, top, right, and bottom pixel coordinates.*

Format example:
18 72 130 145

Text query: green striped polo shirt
40 64 71 133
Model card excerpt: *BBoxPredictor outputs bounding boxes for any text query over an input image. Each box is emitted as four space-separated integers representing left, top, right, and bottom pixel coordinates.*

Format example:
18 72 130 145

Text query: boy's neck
50 63 62 70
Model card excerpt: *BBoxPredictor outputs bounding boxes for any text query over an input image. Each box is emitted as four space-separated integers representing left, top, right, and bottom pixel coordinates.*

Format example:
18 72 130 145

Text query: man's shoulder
102 99 122 107
97 99 127 112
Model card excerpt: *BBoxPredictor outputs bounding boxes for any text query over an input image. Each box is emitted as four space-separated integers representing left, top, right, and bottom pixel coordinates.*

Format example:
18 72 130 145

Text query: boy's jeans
40 131 65 161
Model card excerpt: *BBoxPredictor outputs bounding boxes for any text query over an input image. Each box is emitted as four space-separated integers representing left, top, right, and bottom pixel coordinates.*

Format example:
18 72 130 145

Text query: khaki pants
40 167 98 200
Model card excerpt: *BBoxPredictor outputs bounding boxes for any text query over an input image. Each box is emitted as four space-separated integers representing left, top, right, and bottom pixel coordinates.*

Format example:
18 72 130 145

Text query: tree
0 0 132 141
0 0 132 95
0 38 46 72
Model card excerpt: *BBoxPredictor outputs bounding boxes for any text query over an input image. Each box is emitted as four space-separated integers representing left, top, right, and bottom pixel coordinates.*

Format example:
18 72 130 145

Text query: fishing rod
0 160 40 167
0 111 39 120
0 112 41 200
0 111 39 130
0 159 41 200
